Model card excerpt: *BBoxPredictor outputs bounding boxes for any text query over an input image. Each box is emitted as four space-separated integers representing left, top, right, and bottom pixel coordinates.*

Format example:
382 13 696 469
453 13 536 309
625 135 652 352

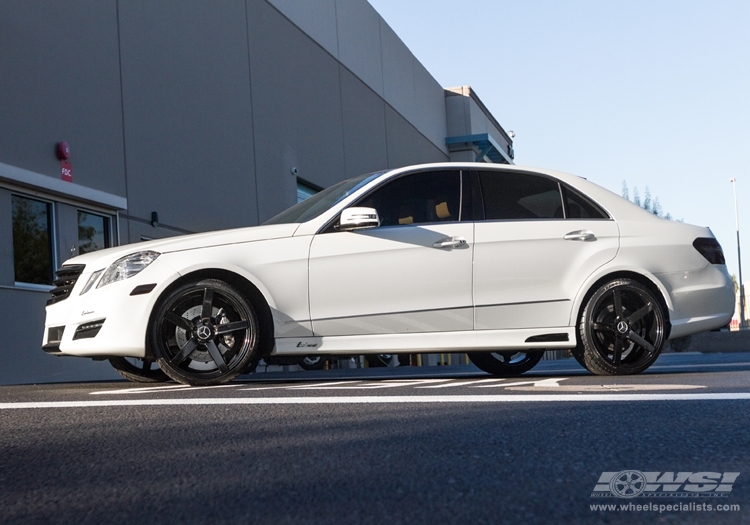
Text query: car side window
358 170 461 227
561 185 610 219
478 171 563 220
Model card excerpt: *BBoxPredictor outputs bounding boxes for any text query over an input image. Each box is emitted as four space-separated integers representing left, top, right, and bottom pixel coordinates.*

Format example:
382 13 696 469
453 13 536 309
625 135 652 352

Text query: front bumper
42 259 179 357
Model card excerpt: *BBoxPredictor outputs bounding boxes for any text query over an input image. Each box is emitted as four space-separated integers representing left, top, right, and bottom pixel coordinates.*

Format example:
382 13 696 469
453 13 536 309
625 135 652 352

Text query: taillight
693 238 726 265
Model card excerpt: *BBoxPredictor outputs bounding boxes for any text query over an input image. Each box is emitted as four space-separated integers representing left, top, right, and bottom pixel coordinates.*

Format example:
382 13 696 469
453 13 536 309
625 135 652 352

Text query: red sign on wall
61 161 72 182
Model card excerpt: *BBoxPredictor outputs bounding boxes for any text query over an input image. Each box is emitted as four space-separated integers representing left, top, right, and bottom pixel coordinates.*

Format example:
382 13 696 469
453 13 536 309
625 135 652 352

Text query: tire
579 278 666 375
299 355 327 370
241 355 262 374
467 350 544 376
569 345 587 368
366 354 393 367
108 356 169 383
150 279 259 386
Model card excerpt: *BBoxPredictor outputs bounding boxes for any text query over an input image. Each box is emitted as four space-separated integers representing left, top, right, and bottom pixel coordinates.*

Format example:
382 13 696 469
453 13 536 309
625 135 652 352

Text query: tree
621 181 677 221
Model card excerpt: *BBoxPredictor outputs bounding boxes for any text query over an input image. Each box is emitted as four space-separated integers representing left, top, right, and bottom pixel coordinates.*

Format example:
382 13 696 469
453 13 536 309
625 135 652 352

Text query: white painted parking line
472 377 567 388
90 384 240 395
508 384 706 392
240 379 450 391
90 384 189 395
415 378 509 388
240 380 362 391
4 393 750 409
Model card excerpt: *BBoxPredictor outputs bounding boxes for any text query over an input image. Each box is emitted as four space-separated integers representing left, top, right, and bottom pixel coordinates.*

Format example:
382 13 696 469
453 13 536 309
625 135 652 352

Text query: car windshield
264 172 383 225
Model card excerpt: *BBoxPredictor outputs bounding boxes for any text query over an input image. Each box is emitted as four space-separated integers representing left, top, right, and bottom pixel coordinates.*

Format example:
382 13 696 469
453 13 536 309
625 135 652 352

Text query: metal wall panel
118 0 256 236
247 0 346 222
0 1 125 196
267 0 339 57
340 68 389 177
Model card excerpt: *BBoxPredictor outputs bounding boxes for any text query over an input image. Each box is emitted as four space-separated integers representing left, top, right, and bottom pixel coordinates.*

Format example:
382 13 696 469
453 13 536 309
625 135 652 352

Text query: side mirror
339 207 380 231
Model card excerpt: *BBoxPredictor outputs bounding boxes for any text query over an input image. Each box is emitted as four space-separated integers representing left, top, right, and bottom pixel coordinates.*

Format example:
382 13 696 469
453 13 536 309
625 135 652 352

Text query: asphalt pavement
1 352 749 524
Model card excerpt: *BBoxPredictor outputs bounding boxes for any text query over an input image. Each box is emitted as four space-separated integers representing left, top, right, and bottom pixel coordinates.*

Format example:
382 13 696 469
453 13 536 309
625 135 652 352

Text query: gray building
0 0 513 385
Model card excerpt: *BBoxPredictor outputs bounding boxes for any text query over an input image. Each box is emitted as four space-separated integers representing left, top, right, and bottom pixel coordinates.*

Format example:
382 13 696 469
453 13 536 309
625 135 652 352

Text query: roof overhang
445 133 514 164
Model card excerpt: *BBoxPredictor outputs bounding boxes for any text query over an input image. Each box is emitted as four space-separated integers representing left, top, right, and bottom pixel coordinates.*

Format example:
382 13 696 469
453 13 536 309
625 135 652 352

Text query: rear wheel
467 350 544 376
108 357 169 383
366 354 393 367
150 279 259 386
579 278 666 375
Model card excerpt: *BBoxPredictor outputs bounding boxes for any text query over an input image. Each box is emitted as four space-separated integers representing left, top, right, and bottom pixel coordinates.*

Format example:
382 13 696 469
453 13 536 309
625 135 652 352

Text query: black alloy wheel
365 354 393 367
579 278 666 375
108 356 169 383
150 279 259 386
467 350 544 376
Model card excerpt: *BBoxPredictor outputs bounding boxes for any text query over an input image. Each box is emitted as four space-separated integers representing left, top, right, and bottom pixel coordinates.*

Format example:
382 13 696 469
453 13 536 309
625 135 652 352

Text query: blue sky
369 0 750 282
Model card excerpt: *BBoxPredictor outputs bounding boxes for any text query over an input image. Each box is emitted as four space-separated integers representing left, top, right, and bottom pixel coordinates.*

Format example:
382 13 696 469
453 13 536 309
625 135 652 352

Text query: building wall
0 0 507 385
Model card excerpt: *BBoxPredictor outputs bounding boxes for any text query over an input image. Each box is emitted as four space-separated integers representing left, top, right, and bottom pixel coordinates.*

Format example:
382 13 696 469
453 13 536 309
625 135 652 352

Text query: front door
308 170 473 337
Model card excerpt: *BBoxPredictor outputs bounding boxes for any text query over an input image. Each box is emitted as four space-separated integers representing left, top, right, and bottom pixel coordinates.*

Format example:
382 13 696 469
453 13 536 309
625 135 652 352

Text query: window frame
11 192 57 289
472 169 611 222
323 168 468 233
76 208 113 256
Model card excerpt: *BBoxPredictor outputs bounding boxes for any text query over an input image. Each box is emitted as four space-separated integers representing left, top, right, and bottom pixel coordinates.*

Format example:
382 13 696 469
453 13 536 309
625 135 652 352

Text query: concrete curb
668 331 750 353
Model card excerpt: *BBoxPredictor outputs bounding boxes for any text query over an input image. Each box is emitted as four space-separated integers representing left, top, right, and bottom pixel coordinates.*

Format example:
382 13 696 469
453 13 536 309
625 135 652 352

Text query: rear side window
561 185 609 219
478 171 563 220
477 171 610 220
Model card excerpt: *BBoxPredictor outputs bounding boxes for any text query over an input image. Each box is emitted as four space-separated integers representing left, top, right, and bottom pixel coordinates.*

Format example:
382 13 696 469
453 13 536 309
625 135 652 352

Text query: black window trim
319 168 469 234
11 192 58 290
471 168 612 222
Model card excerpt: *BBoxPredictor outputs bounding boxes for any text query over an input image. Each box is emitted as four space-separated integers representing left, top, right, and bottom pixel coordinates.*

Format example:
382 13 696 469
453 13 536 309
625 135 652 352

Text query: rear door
472 169 619 330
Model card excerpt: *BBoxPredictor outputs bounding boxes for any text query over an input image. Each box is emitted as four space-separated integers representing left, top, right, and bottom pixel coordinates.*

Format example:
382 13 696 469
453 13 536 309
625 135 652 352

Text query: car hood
62 223 300 269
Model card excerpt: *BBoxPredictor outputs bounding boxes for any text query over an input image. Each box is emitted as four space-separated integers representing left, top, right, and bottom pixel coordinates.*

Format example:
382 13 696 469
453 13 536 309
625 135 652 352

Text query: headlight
97 251 160 289
80 269 105 295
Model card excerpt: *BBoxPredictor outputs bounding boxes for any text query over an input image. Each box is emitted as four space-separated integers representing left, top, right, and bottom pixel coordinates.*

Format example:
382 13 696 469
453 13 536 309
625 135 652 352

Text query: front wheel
150 279 259 386
579 278 666 375
467 350 544 376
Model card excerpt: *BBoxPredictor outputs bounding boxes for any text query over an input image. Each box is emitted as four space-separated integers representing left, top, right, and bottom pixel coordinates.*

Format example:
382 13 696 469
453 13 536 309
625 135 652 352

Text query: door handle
433 236 468 249
563 230 596 242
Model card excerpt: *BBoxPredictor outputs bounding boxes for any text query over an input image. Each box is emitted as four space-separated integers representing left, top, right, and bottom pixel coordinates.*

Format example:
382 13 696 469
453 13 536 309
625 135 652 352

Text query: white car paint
42 163 735 378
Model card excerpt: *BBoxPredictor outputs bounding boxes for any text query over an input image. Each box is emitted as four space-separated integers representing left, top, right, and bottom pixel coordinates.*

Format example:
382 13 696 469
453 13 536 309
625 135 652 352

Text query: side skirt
273 327 576 355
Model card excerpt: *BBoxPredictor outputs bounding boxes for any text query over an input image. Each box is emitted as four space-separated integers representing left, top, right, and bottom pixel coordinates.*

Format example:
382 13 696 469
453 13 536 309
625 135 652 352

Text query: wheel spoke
613 289 623 318
612 336 622 365
141 360 152 372
201 288 214 319
627 330 655 353
206 341 229 373
592 322 611 332
170 338 199 367
216 320 248 335
164 312 192 331
627 302 653 325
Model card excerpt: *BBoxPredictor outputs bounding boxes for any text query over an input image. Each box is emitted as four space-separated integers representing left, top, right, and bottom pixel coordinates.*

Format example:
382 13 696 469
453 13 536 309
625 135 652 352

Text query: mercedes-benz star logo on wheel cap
196 325 212 341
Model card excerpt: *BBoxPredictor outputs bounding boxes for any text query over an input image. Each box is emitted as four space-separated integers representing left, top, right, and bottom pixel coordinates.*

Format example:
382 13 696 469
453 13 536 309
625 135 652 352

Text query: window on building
12 194 54 285
77 210 111 255
297 179 320 203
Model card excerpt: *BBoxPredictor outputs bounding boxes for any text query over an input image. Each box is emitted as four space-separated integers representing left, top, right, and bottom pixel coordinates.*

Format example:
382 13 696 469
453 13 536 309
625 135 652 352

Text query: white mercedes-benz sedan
43 163 735 385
